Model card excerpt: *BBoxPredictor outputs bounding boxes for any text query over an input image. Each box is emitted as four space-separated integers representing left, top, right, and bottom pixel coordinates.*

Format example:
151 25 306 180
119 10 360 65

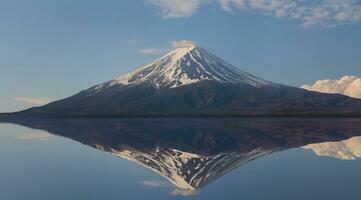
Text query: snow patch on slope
95 45 274 90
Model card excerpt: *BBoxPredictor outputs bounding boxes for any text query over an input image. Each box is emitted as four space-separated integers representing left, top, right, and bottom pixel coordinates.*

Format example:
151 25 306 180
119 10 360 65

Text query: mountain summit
92 45 272 90
11 46 361 117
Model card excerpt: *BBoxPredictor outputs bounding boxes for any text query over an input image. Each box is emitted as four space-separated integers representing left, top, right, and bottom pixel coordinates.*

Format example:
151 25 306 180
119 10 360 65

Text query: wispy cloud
139 48 165 55
138 40 197 55
146 0 206 19
147 0 361 27
18 132 50 140
169 40 197 48
302 75 361 99
14 97 51 106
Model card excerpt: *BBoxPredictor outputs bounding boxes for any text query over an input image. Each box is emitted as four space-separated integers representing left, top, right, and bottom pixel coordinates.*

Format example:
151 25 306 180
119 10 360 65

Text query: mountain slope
94 45 273 89
14 45 361 117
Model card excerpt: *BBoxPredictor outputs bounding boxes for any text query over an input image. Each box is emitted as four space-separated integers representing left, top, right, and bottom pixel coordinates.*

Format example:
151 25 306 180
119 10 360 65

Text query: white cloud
146 0 205 18
18 132 50 140
139 48 165 55
219 0 361 27
147 0 361 27
14 97 51 106
301 75 361 99
138 40 197 55
169 40 197 48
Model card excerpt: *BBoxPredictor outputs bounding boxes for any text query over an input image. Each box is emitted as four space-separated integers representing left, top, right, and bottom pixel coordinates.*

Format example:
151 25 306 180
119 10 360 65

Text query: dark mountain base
3 112 361 119
8 81 361 118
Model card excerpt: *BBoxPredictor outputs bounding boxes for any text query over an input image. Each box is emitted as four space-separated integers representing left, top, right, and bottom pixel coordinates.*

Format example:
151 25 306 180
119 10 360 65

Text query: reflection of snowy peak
304 136 361 160
101 146 272 192
4 118 361 193
97 46 272 89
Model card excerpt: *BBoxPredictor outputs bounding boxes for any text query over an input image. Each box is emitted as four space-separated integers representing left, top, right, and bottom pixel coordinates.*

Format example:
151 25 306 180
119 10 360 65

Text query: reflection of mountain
304 136 361 160
1 118 361 193
110 147 271 193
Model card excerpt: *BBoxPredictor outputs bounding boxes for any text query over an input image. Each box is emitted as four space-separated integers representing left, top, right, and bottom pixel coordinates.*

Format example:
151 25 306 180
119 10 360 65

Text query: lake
1 118 361 200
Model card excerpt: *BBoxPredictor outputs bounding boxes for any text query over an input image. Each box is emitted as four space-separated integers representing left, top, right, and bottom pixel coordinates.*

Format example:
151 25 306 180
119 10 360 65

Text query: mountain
1 118 361 193
108 45 272 88
12 45 361 117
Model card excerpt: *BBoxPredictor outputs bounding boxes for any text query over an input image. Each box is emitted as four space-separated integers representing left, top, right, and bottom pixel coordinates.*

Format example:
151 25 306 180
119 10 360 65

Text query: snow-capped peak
103 46 273 89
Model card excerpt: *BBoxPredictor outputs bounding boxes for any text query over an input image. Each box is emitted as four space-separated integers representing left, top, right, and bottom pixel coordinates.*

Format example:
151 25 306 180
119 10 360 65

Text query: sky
1 0 361 112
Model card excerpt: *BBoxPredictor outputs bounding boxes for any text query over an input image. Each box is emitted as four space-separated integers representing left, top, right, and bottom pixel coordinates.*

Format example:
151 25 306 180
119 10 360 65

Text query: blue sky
1 0 361 112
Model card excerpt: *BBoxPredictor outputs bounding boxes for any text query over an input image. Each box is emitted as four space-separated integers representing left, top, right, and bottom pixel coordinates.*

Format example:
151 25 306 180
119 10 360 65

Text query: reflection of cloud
171 188 198 196
140 180 198 196
304 136 361 160
140 180 171 187
302 76 361 99
14 97 51 106
18 132 50 140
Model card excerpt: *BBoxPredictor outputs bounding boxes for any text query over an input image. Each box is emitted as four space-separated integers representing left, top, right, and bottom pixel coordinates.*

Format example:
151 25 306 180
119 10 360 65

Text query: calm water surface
1 118 361 200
